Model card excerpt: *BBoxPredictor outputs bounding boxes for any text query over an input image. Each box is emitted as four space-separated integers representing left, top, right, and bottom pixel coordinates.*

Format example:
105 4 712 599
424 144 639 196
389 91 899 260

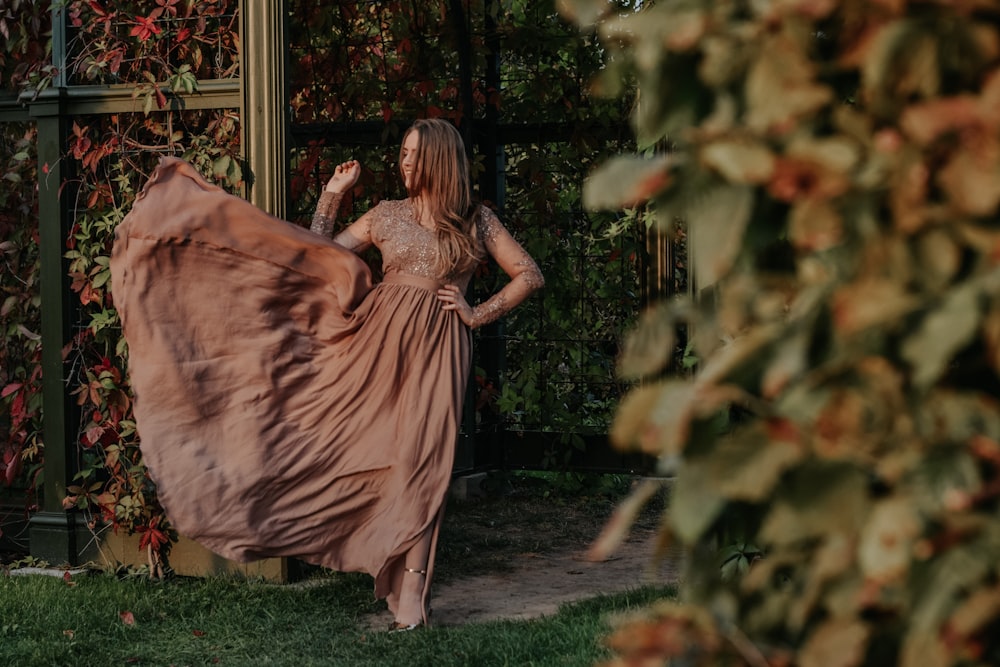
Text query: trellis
1 1 669 567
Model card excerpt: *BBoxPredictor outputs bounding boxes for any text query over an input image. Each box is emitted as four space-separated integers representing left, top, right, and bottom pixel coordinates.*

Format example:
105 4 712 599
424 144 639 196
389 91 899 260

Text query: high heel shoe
388 621 421 632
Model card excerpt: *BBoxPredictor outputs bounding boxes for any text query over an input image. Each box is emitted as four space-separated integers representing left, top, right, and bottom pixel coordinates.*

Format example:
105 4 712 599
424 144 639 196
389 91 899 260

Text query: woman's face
400 130 420 191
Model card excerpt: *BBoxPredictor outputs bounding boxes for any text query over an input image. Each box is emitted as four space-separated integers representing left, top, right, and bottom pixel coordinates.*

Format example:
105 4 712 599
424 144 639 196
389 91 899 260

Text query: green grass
0 571 674 667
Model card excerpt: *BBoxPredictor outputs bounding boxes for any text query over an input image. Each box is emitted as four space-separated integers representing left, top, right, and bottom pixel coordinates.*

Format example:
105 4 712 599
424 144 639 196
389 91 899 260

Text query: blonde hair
400 119 481 278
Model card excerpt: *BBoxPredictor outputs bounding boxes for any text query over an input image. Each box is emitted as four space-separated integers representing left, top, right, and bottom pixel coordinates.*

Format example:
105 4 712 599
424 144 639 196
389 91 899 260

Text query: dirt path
368 529 682 628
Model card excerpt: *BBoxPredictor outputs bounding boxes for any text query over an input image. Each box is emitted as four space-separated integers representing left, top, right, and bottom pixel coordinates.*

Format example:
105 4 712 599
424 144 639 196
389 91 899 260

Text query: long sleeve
469 208 544 329
310 190 372 253
310 191 344 238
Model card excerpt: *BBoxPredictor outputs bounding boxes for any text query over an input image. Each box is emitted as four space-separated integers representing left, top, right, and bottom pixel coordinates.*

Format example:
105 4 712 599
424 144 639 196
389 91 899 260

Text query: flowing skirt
110 157 470 598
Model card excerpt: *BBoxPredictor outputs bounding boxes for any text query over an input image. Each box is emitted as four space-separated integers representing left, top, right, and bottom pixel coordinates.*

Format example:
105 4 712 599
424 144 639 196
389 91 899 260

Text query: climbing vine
58 0 241 569
0 3 49 501
1 0 241 569
0 123 42 495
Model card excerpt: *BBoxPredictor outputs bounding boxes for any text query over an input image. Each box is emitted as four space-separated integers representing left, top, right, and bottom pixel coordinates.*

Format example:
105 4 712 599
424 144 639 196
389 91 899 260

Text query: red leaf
5 457 20 486
63 571 73 584
193 629 206 637
120 611 136 626
129 15 162 41
1 382 22 398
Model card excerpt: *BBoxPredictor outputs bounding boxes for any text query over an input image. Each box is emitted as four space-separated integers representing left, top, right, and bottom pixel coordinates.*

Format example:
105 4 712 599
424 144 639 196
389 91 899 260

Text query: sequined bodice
371 200 442 281
369 199 489 285
313 190 544 328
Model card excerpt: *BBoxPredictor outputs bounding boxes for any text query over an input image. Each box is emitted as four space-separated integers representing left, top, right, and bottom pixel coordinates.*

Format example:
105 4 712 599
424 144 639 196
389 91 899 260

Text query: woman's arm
309 160 373 253
310 190 344 238
438 208 544 329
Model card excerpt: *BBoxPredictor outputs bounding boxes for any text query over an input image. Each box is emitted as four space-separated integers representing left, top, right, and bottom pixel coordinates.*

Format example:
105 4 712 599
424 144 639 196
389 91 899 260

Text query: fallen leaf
120 611 136 626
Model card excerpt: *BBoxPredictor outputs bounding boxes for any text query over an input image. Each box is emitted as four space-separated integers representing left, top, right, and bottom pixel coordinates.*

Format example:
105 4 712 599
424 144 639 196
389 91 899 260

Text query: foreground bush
563 0 1000 665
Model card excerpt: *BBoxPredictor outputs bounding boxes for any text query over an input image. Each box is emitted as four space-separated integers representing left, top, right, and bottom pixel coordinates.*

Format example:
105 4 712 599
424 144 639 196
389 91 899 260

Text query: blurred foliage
562 0 1000 665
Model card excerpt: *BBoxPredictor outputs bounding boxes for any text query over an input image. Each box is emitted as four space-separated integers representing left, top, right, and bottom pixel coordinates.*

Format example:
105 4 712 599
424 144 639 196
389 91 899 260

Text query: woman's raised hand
324 160 362 194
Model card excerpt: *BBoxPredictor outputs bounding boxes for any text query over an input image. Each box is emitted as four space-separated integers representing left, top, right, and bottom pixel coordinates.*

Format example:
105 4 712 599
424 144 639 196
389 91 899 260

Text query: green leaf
588 477 665 560
669 461 725 544
583 155 672 211
909 448 982 515
555 0 612 28
699 139 775 185
902 283 981 388
858 495 922 582
688 184 753 289
759 464 870 546
910 534 1000 635
799 619 870 667
617 302 676 380
212 155 232 181
91 268 111 289
697 424 804 503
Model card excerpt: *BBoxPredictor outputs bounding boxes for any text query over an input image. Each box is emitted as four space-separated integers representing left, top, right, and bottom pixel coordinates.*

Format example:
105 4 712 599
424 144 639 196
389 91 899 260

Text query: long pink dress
109 157 535 603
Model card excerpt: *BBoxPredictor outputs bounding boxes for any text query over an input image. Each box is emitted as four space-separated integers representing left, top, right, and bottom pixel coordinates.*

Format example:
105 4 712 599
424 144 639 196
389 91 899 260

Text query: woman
110 119 543 630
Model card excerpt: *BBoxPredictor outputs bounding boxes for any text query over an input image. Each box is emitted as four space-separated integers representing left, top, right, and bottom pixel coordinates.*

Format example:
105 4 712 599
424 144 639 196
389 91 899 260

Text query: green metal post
28 5 90 565
242 0 289 218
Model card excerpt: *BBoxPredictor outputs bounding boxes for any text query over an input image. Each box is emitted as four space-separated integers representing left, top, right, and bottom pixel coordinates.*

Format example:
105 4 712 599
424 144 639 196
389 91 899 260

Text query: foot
393 567 428 628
